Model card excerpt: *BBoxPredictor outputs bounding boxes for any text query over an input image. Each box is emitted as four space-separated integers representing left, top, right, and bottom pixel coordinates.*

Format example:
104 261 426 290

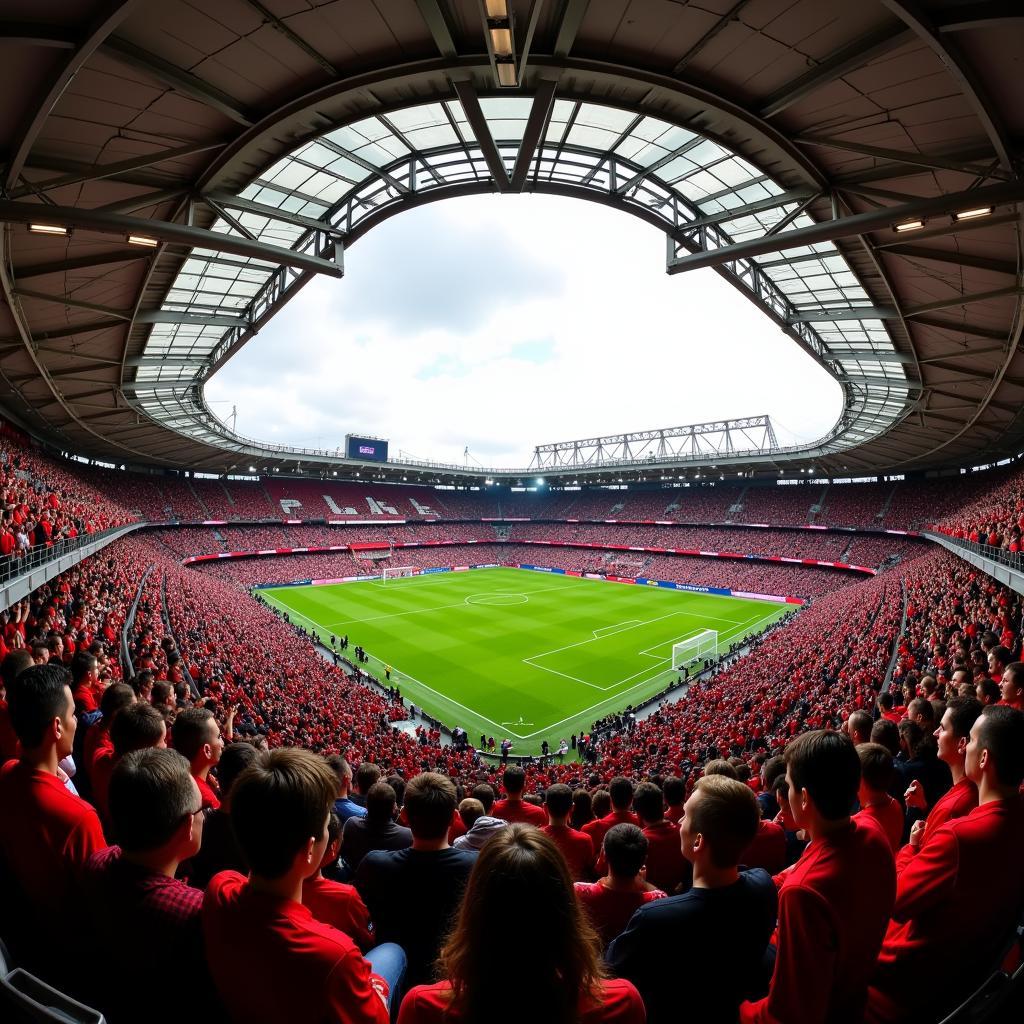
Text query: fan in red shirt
490 764 547 826
575 823 667 947
397 824 644 1024
998 660 1024 710
0 663 106 978
202 747 399 1024
540 783 594 880
663 775 686 824
91 702 168 826
172 705 224 810
868 706 1024 1024
852 743 905 853
302 810 373 950
633 781 690 894
583 776 640 852
740 730 895 1024
896 697 981 873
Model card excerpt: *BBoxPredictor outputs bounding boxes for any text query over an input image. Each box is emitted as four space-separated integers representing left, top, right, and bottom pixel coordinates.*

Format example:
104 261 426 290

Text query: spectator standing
574 823 666 947
740 730 895 1024
303 811 372 950
342 781 412 871
853 743 905 853
541 783 595 880
607 776 776 1024
452 798 508 852
327 754 368 825
172 706 224 810
356 772 476 987
203 748 401 1023
81 748 216 1023
490 764 546 825
583 776 639 851
633 781 690 894
868 707 1024 1023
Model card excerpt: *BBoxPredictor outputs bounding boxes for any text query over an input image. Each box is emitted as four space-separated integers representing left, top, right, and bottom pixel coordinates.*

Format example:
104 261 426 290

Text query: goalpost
672 629 719 671
381 565 417 584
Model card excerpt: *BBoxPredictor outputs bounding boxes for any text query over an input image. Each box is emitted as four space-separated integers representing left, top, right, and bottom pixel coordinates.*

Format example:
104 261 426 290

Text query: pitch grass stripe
259 568 789 753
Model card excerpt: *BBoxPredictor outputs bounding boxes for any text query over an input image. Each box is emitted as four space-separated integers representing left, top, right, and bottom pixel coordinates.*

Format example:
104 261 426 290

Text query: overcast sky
205 194 841 469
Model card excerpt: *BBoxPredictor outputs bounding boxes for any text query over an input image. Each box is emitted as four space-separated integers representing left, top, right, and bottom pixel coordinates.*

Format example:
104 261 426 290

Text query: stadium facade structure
0 1 1022 488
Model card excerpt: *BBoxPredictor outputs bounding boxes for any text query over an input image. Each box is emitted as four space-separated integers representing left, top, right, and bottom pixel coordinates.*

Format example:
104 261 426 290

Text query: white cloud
205 194 842 467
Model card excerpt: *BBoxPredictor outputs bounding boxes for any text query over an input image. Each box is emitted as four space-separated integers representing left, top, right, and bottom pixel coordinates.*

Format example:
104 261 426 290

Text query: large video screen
345 435 389 462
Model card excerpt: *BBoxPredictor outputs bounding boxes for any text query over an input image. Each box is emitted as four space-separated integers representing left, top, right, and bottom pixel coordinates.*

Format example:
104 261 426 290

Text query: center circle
465 592 529 607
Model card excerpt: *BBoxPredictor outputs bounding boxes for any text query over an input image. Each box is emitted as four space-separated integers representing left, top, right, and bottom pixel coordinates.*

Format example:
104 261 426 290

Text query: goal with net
672 629 719 671
381 565 418 583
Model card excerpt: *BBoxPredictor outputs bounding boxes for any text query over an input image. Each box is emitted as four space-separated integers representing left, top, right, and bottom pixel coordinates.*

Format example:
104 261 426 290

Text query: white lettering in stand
366 496 398 515
324 495 357 515
279 499 302 515
410 499 435 516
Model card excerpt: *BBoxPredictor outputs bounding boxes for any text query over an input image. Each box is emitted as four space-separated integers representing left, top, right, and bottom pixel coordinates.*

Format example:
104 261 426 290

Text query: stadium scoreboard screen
345 435 389 462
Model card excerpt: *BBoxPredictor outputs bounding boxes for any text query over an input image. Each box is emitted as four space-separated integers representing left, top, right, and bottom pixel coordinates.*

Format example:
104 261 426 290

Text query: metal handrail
0 524 135 585
922 531 1024 573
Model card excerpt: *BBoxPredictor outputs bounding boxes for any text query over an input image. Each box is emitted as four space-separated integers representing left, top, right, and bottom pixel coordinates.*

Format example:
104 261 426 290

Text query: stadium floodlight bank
672 630 718 670
382 566 417 583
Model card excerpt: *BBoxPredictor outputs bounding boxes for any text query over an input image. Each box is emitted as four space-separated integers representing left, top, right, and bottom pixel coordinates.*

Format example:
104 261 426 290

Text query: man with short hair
81 748 215 1023
352 761 382 806
853 743 905 853
0 663 105 975
868 707 1024 1024
326 754 367 825
739 730 895 1024
998 661 1024 710
906 698 934 730
583 776 639 850
203 748 400 1024
608 776 776 1024
541 783 594 880
172 706 224 810
987 645 1013 683
575 823 666 947
0 647 34 761
342 781 412 871
633 781 689 894
898 697 982 871
91 700 167 823
470 782 495 813
491 764 546 825
662 776 685 824
452 797 508 851
847 710 873 746
70 650 101 714
356 771 476 987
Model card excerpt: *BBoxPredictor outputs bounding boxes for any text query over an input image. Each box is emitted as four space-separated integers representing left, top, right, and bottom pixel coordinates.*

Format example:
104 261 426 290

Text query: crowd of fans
3 432 1024 1021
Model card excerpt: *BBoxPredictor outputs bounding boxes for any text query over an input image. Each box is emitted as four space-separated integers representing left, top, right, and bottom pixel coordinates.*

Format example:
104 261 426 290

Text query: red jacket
584 809 640 852
740 820 895 1024
868 798 1024 1024
491 797 546 826
640 819 690 894
894 777 977 873
541 823 595 880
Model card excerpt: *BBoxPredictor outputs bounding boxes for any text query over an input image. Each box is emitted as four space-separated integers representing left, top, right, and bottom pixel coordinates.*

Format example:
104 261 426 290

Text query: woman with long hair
396 825 644 1024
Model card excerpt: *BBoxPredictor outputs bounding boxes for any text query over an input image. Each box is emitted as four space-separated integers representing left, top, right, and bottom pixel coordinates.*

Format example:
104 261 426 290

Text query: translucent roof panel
137 97 909 463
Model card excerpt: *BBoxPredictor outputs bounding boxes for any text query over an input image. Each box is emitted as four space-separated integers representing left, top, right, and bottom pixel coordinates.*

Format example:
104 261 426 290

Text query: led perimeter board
345 435 389 462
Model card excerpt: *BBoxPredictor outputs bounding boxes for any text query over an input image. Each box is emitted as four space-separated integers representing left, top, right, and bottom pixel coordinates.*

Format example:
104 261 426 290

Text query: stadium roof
0 0 1021 483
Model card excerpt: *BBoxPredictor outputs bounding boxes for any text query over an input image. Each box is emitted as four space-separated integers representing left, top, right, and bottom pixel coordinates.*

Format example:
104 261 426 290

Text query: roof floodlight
127 234 158 248
489 26 513 55
28 223 68 236
953 207 993 221
496 61 517 87
893 219 924 233
484 0 508 15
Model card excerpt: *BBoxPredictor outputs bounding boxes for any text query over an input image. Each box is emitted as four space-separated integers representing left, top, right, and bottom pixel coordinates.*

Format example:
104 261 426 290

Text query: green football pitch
258 567 789 754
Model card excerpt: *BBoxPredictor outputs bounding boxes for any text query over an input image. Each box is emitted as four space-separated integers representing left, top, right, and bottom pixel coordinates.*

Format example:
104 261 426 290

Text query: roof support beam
101 37 256 127
13 250 151 280
11 140 222 199
911 317 1007 341
0 23 77 48
673 0 752 74
760 24 914 118
203 191 345 236
510 77 559 191
666 179 1024 273
553 0 589 58
13 288 132 320
5 1 141 190
0 200 344 278
94 188 189 215
880 0 1012 169
0 318 126 344
450 80 509 191
135 311 249 327
680 189 814 231
313 137 410 193
828 350 914 363
415 0 457 58
796 134 1007 178
788 307 898 323
880 244 1019 276
245 0 339 74
204 199 257 241
614 136 705 195
904 286 1024 318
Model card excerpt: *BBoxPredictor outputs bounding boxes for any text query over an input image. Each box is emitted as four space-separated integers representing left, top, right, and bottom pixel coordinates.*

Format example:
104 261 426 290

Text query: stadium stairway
808 484 829 524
